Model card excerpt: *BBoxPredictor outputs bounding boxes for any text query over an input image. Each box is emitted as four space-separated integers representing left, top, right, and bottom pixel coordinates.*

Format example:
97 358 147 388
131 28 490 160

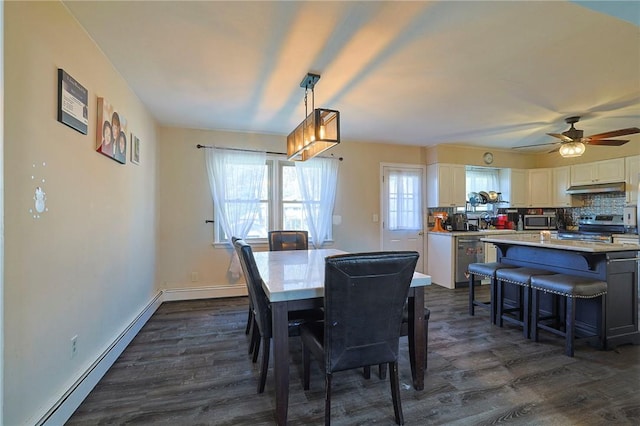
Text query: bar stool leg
565 297 575 357
489 277 497 325
496 279 504 327
522 286 530 339
531 288 539 342
468 273 476 316
599 295 607 350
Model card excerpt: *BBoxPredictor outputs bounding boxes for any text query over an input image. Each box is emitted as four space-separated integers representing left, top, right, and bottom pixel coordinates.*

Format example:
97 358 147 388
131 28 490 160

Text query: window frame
213 154 332 246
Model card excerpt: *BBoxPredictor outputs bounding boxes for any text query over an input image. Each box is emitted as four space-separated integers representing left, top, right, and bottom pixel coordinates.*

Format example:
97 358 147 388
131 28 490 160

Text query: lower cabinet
427 233 455 289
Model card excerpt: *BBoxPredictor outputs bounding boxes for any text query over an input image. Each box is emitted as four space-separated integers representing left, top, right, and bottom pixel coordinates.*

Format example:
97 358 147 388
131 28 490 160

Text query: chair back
233 239 272 337
323 251 419 373
268 230 309 251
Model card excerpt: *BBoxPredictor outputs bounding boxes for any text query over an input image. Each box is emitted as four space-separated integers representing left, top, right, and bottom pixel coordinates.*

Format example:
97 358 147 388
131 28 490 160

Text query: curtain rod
196 144 343 161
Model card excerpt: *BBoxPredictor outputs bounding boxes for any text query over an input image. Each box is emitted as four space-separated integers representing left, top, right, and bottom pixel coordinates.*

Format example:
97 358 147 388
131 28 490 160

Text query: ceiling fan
514 116 640 157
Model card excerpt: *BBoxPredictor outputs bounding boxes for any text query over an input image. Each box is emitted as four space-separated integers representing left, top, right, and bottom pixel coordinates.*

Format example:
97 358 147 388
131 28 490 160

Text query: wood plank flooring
67 285 640 425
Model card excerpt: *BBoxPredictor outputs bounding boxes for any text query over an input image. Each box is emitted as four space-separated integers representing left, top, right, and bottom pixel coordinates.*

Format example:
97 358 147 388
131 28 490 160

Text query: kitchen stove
557 214 625 243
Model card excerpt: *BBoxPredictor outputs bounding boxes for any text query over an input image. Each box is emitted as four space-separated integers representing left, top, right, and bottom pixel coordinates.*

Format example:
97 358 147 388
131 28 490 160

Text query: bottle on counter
517 215 524 231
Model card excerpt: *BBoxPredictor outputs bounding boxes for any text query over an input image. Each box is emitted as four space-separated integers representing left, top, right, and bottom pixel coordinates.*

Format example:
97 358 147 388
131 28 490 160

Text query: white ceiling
64 1 640 151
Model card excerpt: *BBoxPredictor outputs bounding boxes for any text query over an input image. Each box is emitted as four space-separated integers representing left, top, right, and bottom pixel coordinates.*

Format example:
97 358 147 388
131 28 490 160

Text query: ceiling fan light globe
559 142 586 158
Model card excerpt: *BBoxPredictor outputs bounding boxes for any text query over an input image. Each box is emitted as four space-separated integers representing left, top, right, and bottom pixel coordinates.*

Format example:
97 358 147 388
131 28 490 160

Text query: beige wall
4 3 158 424
157 127 426 291
426 137 640 169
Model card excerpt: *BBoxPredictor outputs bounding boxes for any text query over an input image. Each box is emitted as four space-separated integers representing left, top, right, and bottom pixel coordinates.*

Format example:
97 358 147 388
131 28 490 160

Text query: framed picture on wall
57 69 88 134
130 133 140 165
96 97 128 164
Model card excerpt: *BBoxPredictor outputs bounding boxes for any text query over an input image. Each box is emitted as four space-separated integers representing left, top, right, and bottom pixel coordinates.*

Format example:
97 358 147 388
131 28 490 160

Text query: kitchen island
481 234 640 348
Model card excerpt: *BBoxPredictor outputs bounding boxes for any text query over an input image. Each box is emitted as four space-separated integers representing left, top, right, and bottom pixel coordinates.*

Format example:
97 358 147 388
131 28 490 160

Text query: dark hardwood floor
67 285 640 425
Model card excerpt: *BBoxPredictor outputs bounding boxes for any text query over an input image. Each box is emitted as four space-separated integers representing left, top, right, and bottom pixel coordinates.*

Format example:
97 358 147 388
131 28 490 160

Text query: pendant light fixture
287 73 340 161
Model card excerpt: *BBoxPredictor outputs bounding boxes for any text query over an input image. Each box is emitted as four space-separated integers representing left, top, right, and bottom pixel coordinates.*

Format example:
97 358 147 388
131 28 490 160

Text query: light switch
372 214 379 223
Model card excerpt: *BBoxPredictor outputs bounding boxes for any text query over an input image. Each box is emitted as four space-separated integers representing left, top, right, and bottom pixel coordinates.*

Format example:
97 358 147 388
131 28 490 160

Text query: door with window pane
382 165 425 272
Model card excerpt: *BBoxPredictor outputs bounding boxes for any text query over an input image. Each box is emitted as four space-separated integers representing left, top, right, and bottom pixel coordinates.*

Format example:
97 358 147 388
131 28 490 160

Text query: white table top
254 249 432 302
481 233 640 253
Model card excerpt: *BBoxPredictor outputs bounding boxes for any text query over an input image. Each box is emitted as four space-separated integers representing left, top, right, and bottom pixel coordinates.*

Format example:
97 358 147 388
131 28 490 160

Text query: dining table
253 248 432 425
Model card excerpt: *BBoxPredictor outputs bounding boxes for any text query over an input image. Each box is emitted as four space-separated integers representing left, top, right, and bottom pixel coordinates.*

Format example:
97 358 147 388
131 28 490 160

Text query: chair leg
257 336 270 393
531 288 539 342
468 274 476 315
249 320 259 357
251 328 260 363
496 279 504 327
302 343 311 390
523 285 530 339
325 373 332 426
599 294 607 350
489 277 497 324
389 362 404 425
245 308 253 335
565 297 575 357
379 363 387 380
363 365 371 379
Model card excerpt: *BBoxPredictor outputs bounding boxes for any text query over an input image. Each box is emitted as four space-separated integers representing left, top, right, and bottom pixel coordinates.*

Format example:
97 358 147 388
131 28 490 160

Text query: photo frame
130 133 140 165
57 69 88 134
96 97 128 164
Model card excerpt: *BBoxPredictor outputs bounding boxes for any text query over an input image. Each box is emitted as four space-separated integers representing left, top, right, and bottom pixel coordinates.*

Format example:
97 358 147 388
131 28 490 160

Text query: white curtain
466 167 499 195
205 147 266 278
295 157 339 249
387 169 422 230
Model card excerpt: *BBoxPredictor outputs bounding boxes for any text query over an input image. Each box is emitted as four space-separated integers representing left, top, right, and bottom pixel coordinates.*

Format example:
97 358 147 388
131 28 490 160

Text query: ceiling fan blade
512 141 560 149
547 132 573 142
587 139 629 146
587 127 640 139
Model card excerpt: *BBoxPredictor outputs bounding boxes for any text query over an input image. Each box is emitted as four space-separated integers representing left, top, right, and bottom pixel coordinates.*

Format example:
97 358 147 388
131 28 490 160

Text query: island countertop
480 233 640 253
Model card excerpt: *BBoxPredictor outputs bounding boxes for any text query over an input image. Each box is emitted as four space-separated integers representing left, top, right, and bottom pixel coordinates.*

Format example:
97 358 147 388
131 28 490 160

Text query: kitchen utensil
478 191 489 204
487 191 499 203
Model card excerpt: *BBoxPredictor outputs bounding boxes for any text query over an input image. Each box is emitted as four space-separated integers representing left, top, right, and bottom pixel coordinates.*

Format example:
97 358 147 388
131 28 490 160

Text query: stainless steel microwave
523 215 557 230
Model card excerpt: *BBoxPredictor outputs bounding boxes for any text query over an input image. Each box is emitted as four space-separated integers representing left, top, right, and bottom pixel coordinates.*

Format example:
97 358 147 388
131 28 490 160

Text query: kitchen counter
481 233 640 253
428 229 535 237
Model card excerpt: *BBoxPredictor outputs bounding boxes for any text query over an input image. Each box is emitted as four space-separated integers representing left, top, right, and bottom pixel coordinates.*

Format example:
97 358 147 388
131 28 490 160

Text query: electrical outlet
191 272 199 282
71 335 78 359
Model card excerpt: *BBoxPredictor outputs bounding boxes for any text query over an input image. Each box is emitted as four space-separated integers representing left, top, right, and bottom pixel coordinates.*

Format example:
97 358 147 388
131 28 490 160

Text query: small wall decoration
130 133 140 165
57 69 88 134
96 97 128 164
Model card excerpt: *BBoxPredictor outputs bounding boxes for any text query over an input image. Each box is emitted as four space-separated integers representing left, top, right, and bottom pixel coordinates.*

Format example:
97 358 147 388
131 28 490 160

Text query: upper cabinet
552 166 579 207
527 168 552 207
499 168 527 207
426 163 466 207
570 158 625 185
625 155 640 205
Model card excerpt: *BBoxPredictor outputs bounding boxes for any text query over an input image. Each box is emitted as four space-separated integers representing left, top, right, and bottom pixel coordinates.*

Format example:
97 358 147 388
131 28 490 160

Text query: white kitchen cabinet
427 233 455 289
426 163 466 207
625 155 640 205
499 168 527 207
552 166 580 207
527 168 552 207
570 158 625 185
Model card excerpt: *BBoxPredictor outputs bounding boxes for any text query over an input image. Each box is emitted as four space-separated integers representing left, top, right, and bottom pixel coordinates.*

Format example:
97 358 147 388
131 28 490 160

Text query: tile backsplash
568 192 626 223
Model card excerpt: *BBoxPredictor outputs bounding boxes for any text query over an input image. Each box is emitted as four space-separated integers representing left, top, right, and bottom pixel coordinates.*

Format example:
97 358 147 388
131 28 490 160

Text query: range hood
566 181 625 195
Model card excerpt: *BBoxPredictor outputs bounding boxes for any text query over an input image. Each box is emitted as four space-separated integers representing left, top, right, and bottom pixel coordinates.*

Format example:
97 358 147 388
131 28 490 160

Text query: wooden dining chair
300 251 419 425
268 230 309 251
233 239 323 393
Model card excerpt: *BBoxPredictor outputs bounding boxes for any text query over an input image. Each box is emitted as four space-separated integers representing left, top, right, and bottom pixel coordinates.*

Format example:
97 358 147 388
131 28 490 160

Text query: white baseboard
36 284 247 426
162 284 248 301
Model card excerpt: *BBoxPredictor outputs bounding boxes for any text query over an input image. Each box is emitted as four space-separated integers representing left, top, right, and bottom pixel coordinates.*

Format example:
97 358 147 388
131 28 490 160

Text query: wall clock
483 152 494 165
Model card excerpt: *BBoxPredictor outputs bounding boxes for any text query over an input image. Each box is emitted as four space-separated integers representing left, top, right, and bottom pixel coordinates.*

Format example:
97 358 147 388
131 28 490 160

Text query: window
466 166 499 211
215 155 326 243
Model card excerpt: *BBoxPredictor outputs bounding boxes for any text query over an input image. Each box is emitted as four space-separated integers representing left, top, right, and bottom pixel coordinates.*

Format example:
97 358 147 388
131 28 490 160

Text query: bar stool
495 267 554 338
530 274 607 357
468 262 517 324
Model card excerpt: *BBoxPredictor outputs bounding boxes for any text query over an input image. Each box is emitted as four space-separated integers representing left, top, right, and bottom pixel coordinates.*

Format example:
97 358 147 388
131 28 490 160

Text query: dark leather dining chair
233 239 323 394
268 230 309 251
300 251 419 425
231 236 255 347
